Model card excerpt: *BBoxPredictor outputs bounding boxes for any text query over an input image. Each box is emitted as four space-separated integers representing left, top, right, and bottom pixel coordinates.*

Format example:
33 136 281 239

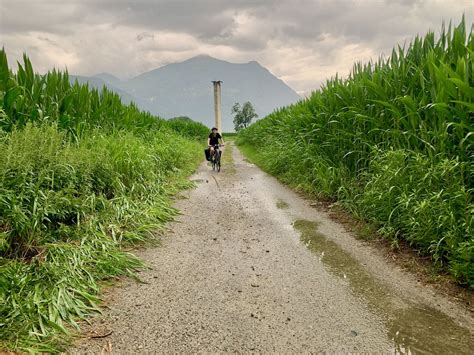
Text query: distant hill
69 75 138 105
73 55 302 131
93 72 122 87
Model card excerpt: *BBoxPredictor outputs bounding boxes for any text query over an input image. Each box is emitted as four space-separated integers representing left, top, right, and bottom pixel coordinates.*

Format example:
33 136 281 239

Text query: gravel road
74 143 473 354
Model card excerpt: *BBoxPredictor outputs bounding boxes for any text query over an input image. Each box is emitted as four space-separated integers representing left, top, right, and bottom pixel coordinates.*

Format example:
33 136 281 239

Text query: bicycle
210 144 223 172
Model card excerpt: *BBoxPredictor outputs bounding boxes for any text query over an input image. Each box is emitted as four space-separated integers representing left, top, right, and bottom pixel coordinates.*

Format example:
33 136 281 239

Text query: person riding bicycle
207 127 224 161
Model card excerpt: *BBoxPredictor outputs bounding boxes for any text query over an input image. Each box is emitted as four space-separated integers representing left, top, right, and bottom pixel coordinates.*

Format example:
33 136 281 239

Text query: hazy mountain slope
72 55 301 131
123 55 301 131
70 75 138 106
93 72 123 87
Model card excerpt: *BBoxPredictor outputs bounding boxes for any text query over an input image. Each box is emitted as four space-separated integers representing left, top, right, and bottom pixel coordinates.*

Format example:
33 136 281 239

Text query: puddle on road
191 178 206 184
276 199 290 209
293 220 473 354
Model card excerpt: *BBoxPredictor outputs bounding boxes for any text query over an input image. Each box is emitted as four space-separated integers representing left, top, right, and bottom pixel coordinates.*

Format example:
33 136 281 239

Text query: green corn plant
238 17 473 285
0 49 209 351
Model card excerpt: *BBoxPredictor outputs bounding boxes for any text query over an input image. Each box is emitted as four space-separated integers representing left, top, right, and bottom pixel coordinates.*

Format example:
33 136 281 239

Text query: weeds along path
74 143 473 353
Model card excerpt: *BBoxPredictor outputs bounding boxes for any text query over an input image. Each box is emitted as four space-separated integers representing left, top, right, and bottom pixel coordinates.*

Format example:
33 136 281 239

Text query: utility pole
212 80 222 132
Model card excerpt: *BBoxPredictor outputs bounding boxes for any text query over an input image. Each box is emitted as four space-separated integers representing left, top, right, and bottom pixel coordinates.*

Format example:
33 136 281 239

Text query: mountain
93 72 122 87
74 55 302 131
69 75 138 105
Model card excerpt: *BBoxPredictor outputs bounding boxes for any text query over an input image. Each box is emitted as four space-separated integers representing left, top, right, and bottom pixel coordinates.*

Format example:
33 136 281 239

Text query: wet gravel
73 144 473 353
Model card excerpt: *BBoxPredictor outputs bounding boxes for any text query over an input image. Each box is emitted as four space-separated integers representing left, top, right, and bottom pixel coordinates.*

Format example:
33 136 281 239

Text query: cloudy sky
1 0 472 95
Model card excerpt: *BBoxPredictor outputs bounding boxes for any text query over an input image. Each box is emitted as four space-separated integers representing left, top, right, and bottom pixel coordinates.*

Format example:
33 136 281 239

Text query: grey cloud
83 0 242 37
0 0 472 94
0 1 83 34
137 32 154 41
2 0 470 51
37 36 59 47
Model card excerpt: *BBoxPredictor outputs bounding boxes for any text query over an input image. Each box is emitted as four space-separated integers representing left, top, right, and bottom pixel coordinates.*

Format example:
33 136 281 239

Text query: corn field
238 18 473 285
0 49 208 352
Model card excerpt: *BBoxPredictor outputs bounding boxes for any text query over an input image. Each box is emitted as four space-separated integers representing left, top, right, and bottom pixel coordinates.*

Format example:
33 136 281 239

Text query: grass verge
237 142 473 307
221 142 236 174
0 50 209 352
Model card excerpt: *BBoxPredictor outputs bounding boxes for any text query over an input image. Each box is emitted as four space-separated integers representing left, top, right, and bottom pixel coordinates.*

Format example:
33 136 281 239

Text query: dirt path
74 143 473 354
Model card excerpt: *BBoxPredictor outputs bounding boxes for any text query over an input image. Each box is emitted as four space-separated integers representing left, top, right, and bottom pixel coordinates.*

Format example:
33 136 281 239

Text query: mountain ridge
74 55 302 131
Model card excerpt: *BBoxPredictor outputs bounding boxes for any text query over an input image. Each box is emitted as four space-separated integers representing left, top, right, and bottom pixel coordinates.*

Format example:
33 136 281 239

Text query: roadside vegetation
238 18 473 286
232 101 258 131
0 50 208 352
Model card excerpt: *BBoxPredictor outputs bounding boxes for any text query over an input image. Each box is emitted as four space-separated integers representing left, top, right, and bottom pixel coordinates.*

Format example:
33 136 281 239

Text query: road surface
74 143 473 354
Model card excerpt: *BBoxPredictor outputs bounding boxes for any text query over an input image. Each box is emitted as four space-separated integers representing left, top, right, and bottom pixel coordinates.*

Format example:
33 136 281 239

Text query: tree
232 101 258 131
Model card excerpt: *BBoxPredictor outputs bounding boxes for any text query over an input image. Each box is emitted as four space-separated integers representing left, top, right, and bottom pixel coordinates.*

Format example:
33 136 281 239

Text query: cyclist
207 127 224 161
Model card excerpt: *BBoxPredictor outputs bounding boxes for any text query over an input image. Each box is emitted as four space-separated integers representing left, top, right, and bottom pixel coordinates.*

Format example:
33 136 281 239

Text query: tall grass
238 18 473 285
0 50 208 351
